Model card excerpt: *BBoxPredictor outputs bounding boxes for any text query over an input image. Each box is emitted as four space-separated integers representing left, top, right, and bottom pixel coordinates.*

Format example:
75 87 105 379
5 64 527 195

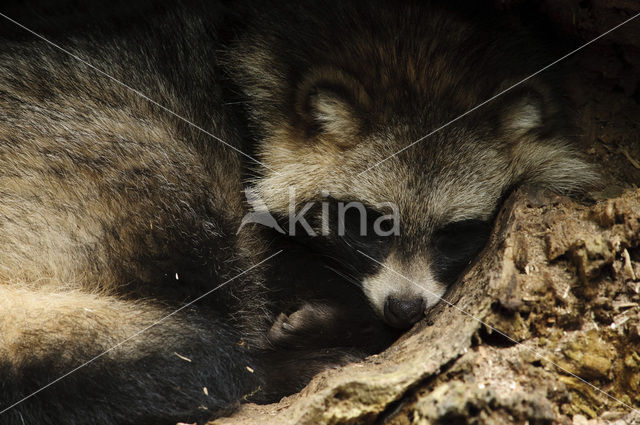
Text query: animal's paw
268 303 340 348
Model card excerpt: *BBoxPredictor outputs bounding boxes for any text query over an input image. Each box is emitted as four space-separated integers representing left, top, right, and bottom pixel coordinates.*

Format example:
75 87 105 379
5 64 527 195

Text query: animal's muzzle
383 296 425 329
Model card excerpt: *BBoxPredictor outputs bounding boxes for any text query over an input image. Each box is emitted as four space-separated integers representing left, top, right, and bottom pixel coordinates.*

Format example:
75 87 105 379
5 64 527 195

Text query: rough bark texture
209 2 640 424
211 188 640 425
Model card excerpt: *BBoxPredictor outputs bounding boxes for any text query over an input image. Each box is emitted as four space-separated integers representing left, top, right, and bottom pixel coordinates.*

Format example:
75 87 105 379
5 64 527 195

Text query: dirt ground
209 2 640 424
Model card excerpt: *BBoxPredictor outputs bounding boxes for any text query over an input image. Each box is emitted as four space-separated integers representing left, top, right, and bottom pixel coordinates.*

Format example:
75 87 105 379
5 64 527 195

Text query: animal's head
229 2 600 328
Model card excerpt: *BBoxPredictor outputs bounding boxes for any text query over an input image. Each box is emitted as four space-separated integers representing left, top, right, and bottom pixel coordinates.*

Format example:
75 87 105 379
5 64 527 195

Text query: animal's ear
496 87 602 196
495 88 551 138
295 69 370 146
502 97 543 136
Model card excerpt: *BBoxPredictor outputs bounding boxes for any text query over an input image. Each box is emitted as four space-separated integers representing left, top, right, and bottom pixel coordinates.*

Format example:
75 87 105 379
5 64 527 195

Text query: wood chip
174 352 192 362
623 249 637 280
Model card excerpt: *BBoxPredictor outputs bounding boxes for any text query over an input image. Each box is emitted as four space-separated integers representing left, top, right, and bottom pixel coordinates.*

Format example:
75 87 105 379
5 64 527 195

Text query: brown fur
227 0 600 317
0 7 278 424
0 1 601 424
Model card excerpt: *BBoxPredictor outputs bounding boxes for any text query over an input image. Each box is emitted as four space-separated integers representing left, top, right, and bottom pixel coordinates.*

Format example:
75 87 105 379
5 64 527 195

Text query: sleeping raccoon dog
0 0 599 424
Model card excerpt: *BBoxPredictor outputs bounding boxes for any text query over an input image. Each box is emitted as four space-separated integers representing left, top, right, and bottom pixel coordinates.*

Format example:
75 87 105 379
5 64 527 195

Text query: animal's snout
383 296 425 329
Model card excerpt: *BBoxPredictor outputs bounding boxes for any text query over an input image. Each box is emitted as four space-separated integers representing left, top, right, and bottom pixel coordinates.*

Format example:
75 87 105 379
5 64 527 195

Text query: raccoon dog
0 1 598 424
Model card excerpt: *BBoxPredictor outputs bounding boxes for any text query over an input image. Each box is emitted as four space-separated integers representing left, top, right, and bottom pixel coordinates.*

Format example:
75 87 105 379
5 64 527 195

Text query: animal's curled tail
0 286 261 425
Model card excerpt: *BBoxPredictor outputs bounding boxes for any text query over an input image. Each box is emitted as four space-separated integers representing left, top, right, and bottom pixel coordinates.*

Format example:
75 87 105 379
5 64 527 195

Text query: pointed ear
295 69 370 146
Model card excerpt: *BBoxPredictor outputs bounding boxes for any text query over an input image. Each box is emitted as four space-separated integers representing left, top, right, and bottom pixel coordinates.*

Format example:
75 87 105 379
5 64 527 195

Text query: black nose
384 296 425 329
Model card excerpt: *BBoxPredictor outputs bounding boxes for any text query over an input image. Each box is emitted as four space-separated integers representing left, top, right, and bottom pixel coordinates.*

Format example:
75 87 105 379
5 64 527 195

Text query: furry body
0 1 598 424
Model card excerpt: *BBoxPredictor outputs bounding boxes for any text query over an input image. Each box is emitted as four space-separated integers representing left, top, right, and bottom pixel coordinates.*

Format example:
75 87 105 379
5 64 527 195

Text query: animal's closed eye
431 219 491 283
432 219 490 257
341 205 394 248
